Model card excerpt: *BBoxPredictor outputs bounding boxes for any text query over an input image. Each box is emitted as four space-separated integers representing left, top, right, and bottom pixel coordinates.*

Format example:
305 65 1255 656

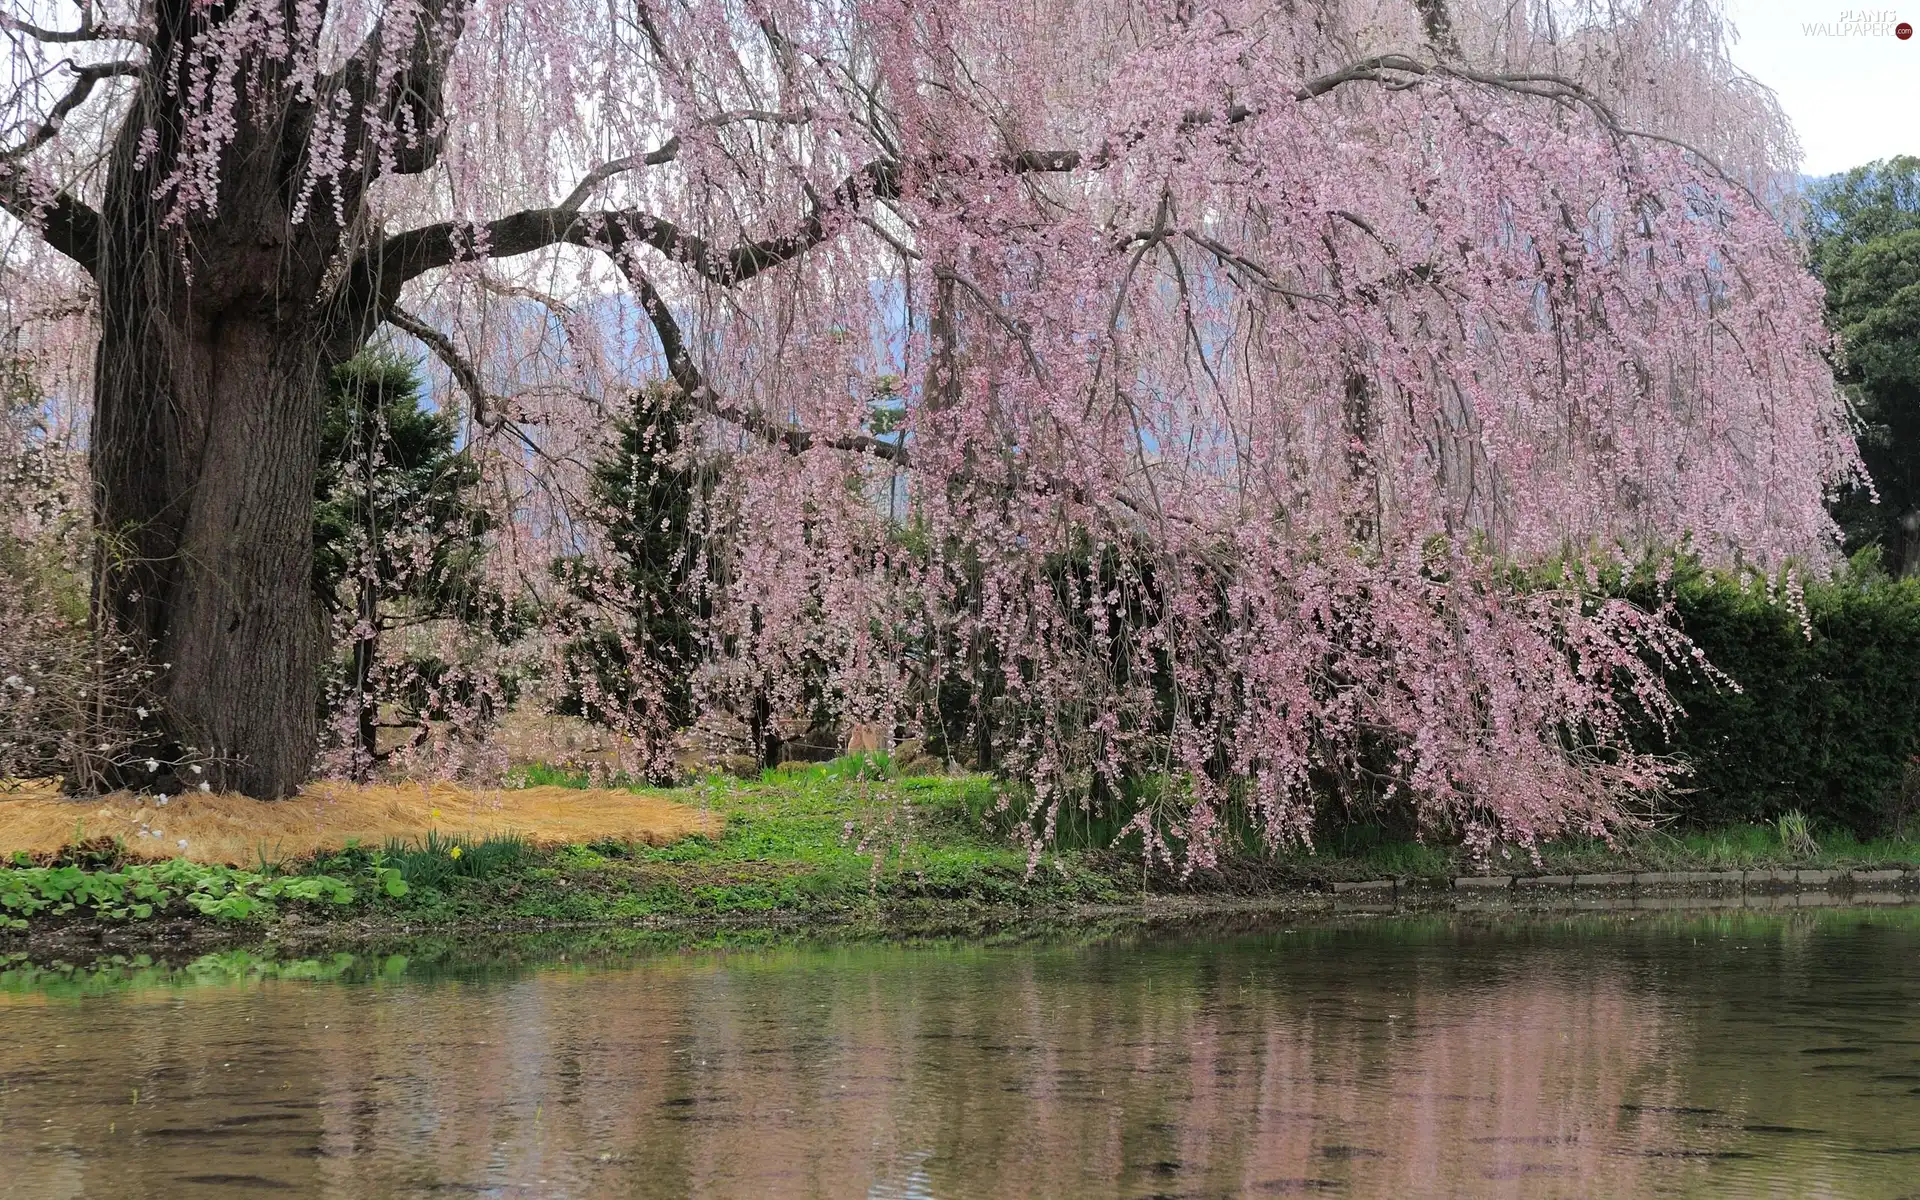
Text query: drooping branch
389 283 904 482
1289 54 1746 193
311 0 470 179
385 304 494 430
1142 228 1328 303
370 47 1728 299
934 266 1046 382
384 304 574 474
614 252 908 464
554 109 814 213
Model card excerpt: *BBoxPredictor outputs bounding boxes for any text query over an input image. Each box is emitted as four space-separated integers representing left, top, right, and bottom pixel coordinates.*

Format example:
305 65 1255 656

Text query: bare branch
857 210 920 261
476 272 577 318
1107 191 1172 341
3 59 141 161
384 304 495 430
384 304 578 472
931 267 1047 383
1179 229 1328 301
552 152 675 215
1006 148 1083 172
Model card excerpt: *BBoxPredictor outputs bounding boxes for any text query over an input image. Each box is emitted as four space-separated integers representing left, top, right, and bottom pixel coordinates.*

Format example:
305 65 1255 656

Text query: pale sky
1721 0 1918 175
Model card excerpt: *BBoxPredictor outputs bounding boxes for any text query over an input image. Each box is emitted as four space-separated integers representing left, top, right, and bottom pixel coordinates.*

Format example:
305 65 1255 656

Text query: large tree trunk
85 5 364 798
92 303 341 797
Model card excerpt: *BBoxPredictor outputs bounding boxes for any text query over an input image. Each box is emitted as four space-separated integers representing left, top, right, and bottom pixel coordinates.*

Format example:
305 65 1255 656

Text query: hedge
1626 560 1920 834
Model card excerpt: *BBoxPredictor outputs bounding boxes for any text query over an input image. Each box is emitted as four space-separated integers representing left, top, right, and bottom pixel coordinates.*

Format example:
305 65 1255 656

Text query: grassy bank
349 758 1128 926
6 755 1920 944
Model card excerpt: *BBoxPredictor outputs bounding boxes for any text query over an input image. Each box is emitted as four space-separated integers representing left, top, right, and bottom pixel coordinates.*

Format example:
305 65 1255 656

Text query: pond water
4 909 1920 1198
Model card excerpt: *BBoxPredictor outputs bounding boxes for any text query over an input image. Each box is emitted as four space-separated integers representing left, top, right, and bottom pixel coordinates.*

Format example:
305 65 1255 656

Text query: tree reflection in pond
3 911 1919 1197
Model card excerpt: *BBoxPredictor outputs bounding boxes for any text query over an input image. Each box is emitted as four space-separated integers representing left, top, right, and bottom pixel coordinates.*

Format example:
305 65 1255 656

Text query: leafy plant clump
310 831 530 899
0 857 356 931
1776 810 1820 858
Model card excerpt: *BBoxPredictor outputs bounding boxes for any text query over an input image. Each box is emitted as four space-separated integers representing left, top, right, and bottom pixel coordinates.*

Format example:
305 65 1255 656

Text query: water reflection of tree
8 919 1920 1196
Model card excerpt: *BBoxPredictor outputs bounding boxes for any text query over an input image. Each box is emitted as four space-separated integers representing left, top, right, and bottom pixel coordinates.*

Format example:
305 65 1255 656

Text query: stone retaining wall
1328 868 1920 902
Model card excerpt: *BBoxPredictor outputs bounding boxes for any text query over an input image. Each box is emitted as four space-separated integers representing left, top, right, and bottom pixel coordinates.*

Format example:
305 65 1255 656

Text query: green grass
418 757 1122 923
309 830 532 894
339 761 1920 928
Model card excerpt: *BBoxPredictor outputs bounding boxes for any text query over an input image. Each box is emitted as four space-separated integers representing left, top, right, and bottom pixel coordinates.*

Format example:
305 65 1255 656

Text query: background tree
548 381 708 777
0 342 167 791
1809 158 1920 573
312 351 490 776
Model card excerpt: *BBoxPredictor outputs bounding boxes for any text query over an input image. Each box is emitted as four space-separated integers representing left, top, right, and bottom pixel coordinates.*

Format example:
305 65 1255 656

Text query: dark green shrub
1625 557 1920 834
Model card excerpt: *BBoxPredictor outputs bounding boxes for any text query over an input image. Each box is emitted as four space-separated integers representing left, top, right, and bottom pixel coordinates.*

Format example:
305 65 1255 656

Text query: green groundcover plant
0 857 356 931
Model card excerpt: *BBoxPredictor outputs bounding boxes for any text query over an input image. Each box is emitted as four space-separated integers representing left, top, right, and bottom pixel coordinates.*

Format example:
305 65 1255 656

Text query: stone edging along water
1325 868 1920 908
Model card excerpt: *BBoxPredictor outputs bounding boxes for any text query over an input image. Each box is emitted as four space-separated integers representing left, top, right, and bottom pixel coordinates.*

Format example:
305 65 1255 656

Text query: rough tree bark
87 39 318 794
91 297 349 797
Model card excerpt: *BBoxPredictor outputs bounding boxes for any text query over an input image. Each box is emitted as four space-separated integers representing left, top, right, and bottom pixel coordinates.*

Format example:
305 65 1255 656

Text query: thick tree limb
380 159 905 289
0 11 148 43
0 174 102 273
378 148 1081 291
314 0 469 178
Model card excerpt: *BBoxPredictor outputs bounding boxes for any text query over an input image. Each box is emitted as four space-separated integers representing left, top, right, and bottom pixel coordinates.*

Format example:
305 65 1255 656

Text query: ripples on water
4 909 1920 1197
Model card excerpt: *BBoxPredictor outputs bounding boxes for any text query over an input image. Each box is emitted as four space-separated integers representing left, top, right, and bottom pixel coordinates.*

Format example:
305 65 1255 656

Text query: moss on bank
6 754 1920 943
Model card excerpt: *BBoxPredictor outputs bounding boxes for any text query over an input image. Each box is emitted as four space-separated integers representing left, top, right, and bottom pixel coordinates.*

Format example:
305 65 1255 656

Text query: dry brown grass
0 777 722 866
